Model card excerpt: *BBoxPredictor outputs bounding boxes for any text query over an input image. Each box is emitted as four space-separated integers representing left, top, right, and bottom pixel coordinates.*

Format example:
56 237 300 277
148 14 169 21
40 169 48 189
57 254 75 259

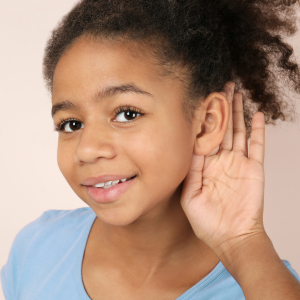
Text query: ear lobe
193 92 230 156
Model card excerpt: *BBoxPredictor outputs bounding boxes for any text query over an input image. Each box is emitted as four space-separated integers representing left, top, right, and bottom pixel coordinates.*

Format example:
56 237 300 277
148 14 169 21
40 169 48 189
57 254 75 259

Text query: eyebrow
51 83 154 118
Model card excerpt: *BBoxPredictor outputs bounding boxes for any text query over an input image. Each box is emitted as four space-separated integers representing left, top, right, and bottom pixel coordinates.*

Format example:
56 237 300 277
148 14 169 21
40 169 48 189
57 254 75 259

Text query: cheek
126 121 193 195
57 140 75 180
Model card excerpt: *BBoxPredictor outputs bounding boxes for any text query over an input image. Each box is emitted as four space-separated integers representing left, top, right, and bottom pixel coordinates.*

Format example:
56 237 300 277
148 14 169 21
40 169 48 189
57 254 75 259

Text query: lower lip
86 176 136 204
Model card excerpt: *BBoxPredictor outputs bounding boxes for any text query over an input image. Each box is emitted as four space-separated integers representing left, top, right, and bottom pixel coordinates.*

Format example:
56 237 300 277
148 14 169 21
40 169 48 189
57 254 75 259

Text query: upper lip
81 174 136 186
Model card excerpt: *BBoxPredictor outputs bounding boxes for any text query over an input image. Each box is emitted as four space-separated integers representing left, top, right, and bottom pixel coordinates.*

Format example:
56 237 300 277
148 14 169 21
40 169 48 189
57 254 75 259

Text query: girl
2 0 300 299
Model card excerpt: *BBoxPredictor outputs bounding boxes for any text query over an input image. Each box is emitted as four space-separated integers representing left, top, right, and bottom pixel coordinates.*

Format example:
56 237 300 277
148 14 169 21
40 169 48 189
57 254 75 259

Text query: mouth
86 175 137 204
90 175 137 189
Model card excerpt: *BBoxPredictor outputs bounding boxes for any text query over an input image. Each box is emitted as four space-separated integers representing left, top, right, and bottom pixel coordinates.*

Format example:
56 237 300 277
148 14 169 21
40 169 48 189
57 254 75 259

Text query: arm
180 82 300 299
219 232 300 299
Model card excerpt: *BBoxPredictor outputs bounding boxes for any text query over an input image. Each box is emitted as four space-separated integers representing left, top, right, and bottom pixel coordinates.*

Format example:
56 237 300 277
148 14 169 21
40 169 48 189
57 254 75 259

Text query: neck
91 183 218 273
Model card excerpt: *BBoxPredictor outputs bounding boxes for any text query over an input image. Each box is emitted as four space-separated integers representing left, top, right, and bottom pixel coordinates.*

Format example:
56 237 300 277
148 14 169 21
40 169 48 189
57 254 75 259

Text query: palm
181 84 266 254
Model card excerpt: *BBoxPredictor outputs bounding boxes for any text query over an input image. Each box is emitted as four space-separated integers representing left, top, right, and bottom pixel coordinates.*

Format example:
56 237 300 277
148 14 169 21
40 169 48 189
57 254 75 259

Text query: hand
180 82 266 258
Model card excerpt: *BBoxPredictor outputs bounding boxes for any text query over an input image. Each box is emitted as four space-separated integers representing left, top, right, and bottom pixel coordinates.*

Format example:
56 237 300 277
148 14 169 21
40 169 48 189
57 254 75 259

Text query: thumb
181 153 205 204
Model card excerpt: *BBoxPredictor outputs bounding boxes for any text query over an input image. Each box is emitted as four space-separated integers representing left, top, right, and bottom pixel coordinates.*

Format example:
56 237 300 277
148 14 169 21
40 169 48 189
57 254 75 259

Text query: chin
91 205 143 227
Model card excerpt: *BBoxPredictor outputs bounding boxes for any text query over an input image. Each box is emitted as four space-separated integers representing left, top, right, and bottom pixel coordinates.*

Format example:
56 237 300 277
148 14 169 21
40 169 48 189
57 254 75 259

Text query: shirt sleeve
0 211 55 300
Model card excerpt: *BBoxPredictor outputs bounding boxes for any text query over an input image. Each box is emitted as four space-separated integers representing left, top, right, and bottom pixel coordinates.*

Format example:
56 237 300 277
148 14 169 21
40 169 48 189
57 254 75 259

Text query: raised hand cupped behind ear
180 82 266 258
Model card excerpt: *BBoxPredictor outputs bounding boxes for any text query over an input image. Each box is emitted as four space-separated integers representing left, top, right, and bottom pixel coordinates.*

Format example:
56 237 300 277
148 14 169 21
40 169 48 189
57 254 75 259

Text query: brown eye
61 120 84 132
124 111 138 121
114 108 142 123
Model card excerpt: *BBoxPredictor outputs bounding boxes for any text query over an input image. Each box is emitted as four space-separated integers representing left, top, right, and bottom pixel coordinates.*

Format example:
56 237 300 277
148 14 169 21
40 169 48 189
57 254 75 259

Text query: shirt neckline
75 208 226 300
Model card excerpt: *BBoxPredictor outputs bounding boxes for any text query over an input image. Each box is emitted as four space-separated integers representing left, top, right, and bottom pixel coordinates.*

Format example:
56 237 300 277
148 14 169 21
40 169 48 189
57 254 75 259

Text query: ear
193 92 230 156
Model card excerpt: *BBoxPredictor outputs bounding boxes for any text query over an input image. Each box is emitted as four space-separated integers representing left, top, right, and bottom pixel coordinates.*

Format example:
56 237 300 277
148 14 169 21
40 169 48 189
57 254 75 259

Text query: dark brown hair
43 0 300 136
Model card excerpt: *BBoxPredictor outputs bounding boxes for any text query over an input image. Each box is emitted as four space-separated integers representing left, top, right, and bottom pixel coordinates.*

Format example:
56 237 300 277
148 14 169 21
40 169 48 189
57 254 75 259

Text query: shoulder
33 207 95 230
7 207 93 249
282 260 300 281
1 207 95 300
32 206 94 226
188 260 300 299
8 206 94 252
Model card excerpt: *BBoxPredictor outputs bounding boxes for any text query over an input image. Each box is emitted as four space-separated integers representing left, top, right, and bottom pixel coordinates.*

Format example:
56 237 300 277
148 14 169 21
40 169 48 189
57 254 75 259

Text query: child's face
52 36 198 225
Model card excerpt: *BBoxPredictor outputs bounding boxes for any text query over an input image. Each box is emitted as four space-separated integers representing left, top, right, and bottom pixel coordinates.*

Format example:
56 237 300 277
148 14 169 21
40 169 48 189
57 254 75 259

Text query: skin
52 35 300 299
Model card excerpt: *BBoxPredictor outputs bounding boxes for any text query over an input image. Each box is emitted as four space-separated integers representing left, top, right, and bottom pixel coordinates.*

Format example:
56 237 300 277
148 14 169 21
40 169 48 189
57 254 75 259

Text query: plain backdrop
0 1 300 299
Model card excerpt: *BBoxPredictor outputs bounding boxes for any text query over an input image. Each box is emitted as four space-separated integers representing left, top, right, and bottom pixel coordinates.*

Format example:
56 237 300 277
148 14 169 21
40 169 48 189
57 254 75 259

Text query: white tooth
112 180 119 185
94 182 105 188
104 181 112 187
121 178 127 182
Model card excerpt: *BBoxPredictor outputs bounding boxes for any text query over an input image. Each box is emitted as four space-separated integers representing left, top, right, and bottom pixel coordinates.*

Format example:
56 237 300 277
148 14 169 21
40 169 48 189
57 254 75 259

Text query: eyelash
54 116 78 133
54 105 144 134
113 105 143 120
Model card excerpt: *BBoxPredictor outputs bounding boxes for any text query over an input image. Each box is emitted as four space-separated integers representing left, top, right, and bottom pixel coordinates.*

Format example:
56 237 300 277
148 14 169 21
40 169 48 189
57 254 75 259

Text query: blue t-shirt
1 208 299 300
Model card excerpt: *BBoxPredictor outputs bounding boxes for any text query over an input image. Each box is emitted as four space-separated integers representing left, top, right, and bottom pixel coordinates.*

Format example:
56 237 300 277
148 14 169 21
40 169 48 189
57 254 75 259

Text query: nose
74 124 116 164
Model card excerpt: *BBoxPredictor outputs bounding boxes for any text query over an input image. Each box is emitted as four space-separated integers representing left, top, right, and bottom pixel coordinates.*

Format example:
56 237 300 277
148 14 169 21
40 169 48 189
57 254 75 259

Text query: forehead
52 36 182 103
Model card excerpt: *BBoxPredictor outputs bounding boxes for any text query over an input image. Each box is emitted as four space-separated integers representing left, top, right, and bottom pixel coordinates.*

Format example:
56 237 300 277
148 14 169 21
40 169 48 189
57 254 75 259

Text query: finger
182 153 205 201
219 82 235 151
249 112 265 165
232 93 248 156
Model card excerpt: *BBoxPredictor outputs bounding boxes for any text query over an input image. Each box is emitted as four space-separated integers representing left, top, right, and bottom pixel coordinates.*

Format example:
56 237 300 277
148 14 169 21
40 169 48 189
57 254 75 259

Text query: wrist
213 231 300 299
213 230 268 259
215 231 277 279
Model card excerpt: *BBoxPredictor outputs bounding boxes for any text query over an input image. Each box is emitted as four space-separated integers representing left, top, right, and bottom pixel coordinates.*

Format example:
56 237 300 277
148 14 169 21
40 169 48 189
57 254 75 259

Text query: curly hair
43 0 300 136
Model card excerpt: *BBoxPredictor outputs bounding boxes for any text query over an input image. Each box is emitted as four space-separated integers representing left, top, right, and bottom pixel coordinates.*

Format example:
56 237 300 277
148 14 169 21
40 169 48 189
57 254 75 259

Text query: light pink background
0 1 299 299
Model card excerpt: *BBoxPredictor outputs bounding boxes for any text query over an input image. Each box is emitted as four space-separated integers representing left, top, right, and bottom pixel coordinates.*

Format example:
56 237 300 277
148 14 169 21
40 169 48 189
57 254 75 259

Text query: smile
93 176 136 189
86 175 137 204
